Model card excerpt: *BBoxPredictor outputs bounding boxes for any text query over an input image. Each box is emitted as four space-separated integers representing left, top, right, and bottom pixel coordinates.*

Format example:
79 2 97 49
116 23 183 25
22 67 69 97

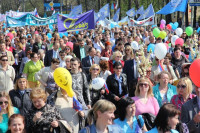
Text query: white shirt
93 41 103 52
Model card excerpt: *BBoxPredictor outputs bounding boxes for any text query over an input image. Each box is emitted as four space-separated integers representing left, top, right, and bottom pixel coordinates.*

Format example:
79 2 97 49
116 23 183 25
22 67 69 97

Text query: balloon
47 33 52 39
175 28 183 37
53 67 74 97
154 43 167 60
66 42 73 50
75 31 79 34
171 35 179 45
7 33 14 40
131 41 139 50
189 59 200 87
166 24 172 30
197 27 200 33
160 19 166 25
168 43 171 47
92 78 105 90
160 24 165 30
64 32 68 37
153 28 160 38
174 22 179 28
172 24 177 30
164 43 169 50
185 26 193 36
59 32 64 38
147 43 155 52
49 25 54 31
175 38 184 46
158 31 167 39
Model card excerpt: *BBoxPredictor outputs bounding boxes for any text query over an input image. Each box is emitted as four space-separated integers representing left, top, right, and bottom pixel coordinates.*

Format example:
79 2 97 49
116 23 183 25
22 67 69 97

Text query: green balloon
158 31 167 39
185 26 193 36
153 28 160 38
168 43 171 47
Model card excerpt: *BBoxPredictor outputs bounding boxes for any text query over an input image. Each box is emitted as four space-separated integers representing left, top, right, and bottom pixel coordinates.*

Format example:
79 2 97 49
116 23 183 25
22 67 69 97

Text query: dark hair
51 58 60 64
153 103 180 132
118 97 135 121
30 52 37 58
0 55 8 60
70 57 81 63
59 50 65 55
7 114 25 133
113 61 122 68
174 47 181 52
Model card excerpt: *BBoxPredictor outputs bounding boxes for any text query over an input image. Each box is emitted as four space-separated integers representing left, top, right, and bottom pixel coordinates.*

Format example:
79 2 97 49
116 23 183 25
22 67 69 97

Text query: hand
87 105 91 109
193 113 200 123
114 96 120 101
78 111 85 118
51 121 59 128
33 111 42 122
43 83 47 87
100 90 105 94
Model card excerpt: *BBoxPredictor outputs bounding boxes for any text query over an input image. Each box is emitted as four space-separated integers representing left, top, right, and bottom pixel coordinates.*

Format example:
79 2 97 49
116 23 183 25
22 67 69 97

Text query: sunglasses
116 56 122 58
115 67 122 70
139 83 149 88
0 101 8 105
1 59 8 61
92 68 99 71
177 85 186 89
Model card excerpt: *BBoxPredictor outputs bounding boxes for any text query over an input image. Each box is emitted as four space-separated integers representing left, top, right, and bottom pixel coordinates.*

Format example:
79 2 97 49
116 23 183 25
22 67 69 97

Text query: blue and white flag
118 16 129 26
69 5 82 16
137 4 154 21
156 0 188 15
126 8 135 17
135 6 144 15
99 4 110 18
113 8 120 22
94 11 100 23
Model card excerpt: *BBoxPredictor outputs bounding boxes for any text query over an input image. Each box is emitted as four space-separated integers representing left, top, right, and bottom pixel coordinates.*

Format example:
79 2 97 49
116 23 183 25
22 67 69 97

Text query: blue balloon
169 22 173 26
59 33 64 38
49 25 54 31
110 23 115 29
197 27 200 33
75 31 79 34
147 43 155 52
64 32 68 37
174 22 179 28
47 33 52 39
102 30 105 33
172 24 177 30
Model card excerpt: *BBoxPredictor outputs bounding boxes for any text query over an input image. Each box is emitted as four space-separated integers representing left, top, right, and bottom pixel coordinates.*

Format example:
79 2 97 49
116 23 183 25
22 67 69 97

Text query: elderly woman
23 52 44 88
0 55 15 92
171 77 196 111
132 77 160 116
6 114 25 133
9 74 32 116
108 51 124 73
65 55 73 71
26 88 62 133
0 92 20 133
79 99 123 133
153 71 177 107
35 58 60 95
99 60 111 80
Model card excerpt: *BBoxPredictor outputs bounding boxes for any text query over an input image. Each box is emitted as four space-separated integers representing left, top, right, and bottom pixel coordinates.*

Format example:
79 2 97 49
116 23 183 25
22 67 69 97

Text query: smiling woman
6 114 25 133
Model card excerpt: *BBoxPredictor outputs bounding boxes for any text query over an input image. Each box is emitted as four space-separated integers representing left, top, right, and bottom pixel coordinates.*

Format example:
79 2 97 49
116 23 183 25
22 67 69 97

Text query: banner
135 6 144 15
129 16 154 26
189 0 200 6
6 13 57 27
57 10 95 32
6 10 36 18
118 16 129 26
137 4 154 21
126 8 135 17
113 8 120 22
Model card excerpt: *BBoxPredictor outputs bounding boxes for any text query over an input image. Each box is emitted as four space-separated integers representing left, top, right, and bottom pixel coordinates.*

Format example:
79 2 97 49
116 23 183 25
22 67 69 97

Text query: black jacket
9 89 32 116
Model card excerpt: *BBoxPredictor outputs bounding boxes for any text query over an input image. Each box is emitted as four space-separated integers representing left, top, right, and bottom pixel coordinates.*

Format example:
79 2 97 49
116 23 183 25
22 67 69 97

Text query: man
70 57 91 109
44 41 60 66
59 39 66 51
181 86 200 133
0 41 15 65
32 35 48 53
73 39 87 60
82 47 100 74
93 35 105 53
25 38 34 53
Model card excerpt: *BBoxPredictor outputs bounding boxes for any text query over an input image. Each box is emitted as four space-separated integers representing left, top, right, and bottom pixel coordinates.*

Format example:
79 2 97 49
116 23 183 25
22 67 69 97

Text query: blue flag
137 4 154 21
94 11 100 23
126 8 135 17
113 8 120 22
73 97 83 111
57 10 95 32
156 0 188 15
69 5 82 17
99 3 110 18
135 6 144 15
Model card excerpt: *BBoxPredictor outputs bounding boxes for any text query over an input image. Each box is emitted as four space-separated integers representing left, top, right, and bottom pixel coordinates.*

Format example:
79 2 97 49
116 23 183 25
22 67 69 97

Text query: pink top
132 96 160 116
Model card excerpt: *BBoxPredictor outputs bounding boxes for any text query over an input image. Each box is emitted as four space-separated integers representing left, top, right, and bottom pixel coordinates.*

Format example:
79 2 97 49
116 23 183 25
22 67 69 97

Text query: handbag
141 113 156 130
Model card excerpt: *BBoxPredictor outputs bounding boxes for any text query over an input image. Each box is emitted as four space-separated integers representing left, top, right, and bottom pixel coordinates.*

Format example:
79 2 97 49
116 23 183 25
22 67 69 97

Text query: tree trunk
185 4 189 27
98 0 101 10
119 0 121 20
128 0 131 10
193 6 197 28
165 0 171 24
85 0 88 11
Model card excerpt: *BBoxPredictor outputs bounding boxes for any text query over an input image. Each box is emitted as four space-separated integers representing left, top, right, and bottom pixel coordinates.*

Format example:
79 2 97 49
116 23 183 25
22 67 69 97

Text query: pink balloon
66 42 73 50
7 32 14 40
164 43 169 50
35 31 39 34
160 24 165 29
175 38 184 46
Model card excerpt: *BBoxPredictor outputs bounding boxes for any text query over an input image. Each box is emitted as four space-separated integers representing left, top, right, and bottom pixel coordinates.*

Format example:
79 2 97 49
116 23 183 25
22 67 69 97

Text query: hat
17 74 27 80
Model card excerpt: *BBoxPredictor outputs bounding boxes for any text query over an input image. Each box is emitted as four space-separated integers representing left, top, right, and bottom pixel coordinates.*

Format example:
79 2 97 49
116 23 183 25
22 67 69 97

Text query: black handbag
141 113 156 130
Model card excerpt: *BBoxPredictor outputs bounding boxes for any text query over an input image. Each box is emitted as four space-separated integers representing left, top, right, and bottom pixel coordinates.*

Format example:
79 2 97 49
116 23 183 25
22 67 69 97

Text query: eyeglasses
0 101 8 105
115 67 122 70
1 59 8 61
66 48 70 50
139 83 149 88
177 85 187 89
116 56 122 58
92 68 99 71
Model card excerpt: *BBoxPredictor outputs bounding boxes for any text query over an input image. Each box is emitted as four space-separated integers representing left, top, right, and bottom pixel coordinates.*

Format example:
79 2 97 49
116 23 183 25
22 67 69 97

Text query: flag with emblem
137 4 154 21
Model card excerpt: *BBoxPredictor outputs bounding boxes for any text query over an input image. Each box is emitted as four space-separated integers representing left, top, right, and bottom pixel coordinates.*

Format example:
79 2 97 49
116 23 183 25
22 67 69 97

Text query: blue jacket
79 124 123 133
153 83 177 107
147 127 179 133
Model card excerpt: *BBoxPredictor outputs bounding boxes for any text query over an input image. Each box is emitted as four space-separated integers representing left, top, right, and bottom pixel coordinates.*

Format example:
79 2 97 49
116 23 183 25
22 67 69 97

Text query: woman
65 46 76 57
101 41 112 58
6 114 25 133
9 74 32 116
65 55 73 71
99 60 111 80
0 55 15 92
108 51 124 73
132 77 160 116
26 88 62 133
0 92 20 133
79 99 123 133
114 97 147 133
23 52 44 88
35 58 60 95
147 103 180 133
5 38 14 53
153 71 177 107
88 64 105 106
171 77 196 111
123 45 134 61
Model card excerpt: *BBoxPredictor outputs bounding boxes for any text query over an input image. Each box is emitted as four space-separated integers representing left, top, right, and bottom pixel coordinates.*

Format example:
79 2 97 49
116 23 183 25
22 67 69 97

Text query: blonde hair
177 77 193 95
125 45 134 59
14 78 29 90
87 99 116 125
30 88 47 102
89 64 101 74
0 91 15 122
157 71 172 80
112 51 122 60
135 77 154 97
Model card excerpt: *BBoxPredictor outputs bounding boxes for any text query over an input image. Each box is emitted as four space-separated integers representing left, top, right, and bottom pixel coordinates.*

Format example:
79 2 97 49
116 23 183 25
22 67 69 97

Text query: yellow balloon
53 67 74 97
12 31 16 34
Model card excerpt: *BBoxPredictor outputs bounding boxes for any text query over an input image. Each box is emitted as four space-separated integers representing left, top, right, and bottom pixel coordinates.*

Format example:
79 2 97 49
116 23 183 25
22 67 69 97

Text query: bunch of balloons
153 28 166 39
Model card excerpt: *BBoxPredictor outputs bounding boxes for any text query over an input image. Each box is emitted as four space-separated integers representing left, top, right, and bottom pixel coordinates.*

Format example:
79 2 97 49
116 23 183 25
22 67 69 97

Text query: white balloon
175 28 183 37
171 35 179 45
92 78 105 90
154 43 167 60
131 41 139 50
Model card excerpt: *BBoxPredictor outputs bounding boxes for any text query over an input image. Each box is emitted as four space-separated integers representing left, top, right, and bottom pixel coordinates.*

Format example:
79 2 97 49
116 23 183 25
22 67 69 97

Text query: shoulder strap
85 126 90 133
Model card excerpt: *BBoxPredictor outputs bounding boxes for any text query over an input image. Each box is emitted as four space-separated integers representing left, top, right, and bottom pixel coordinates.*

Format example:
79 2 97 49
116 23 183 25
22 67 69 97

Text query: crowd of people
0 23 199 133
